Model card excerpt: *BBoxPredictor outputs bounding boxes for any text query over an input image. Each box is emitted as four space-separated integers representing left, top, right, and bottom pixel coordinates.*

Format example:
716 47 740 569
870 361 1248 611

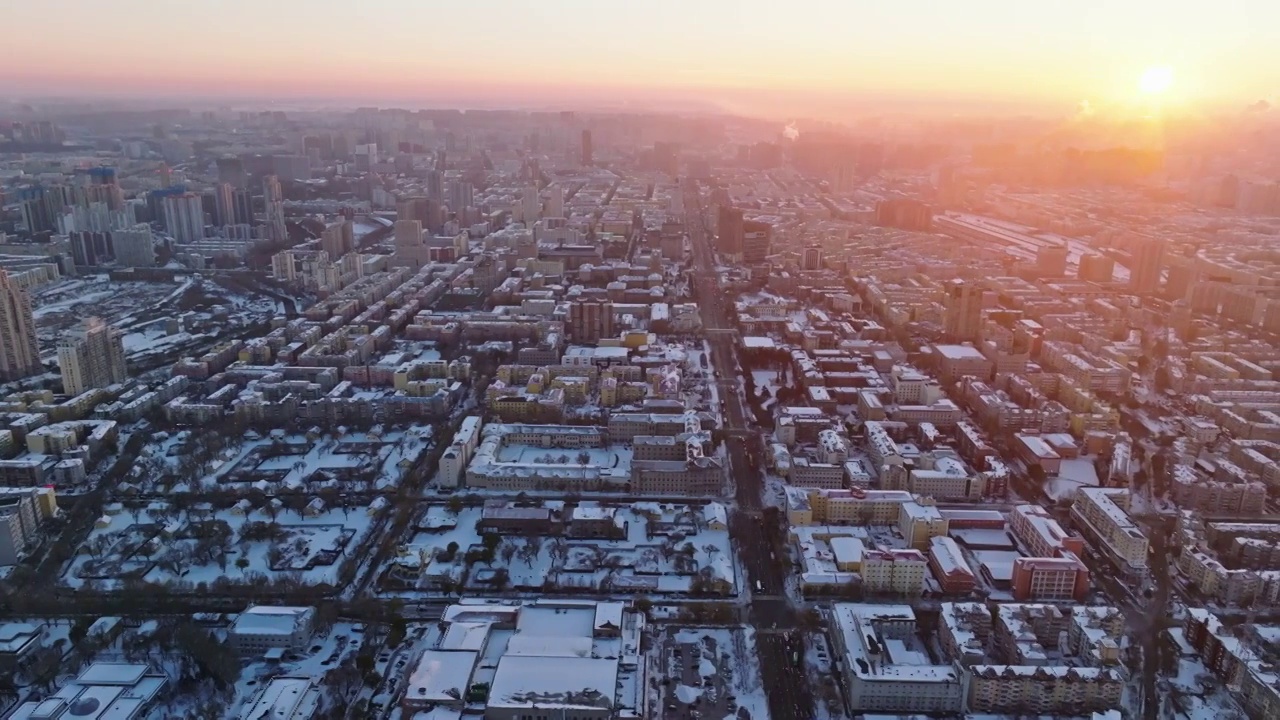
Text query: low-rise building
229 606 316 655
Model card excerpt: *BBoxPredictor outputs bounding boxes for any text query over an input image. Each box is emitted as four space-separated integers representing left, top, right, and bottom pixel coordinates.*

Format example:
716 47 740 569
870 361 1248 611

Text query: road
684 180 815 719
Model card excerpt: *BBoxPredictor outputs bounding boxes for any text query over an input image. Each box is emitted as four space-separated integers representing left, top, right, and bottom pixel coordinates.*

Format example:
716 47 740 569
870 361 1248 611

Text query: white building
830 603 964 713
229 606 315 655
5 662 166 720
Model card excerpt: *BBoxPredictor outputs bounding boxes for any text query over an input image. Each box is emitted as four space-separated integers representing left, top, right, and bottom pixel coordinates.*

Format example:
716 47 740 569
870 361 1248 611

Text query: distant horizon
3 0 1277 124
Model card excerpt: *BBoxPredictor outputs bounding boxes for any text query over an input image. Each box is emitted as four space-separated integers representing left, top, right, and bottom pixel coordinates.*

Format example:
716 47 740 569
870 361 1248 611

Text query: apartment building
1070 488 1148 576
899 501 949 549
57 318 128 395
966 665 1123 714
862 549 929 595
1012 556 1090 601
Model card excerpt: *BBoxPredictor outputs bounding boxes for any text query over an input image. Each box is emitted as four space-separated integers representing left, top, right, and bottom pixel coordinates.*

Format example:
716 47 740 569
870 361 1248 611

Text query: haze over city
3 0 1279 117
1 4 1280 720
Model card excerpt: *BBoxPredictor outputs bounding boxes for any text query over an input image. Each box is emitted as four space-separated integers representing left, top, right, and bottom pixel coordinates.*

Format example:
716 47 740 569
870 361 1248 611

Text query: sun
1138 65 1174 95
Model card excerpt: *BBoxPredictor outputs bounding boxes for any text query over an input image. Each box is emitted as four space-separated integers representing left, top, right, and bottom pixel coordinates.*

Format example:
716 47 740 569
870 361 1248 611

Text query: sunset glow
0 0 1276 114
1139 66 1175 95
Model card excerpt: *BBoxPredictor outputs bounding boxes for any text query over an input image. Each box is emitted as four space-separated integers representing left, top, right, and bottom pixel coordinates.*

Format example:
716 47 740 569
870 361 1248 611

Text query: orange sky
2 0 1276 114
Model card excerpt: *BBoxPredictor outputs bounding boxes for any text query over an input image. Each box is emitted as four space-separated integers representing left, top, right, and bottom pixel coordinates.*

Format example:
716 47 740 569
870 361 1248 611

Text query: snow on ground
668 627 770 720
393 501 735 595
675 684 703 703
127 428 431 494
61 500 383 590
1046 457 1101 501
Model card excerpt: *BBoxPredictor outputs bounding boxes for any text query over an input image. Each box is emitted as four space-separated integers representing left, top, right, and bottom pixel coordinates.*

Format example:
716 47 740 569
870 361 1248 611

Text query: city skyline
2 0 1277 118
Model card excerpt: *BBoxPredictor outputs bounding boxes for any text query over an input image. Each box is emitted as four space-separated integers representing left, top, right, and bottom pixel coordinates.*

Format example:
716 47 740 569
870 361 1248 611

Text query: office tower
354 144 377 171
57 317 127 395
69 231 115 268
112 225 156 268
717 206 744 256
213 182 236 226
216 157 247 188
875 199 934 231
263 175 286 242
447 181 473 214
232 189 254 225
802 245 824 271
0 270 41 381
162 193 205 243
273 154 310 182
742 220 772 264
545 186 565 218
581 129 593 166
944 279 984 341
394 219 422 247
426 170 445 201
1035 244 1069 278
1077 253 1115 283
320 221 352 258
1128 234 1166 294
521 186 541 222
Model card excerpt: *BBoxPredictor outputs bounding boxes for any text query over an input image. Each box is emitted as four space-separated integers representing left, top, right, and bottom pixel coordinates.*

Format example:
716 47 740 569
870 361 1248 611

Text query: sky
2 0 1276 115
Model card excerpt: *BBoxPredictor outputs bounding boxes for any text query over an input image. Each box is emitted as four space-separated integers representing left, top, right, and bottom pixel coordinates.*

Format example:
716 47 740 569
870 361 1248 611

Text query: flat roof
488 655 618 711
404 650 478 703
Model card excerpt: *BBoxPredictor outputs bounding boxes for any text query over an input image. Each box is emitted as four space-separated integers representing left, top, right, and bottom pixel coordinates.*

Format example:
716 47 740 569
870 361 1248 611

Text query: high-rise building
263 175 286 242
1077 253 1116 283
161 193 205 243
802 245 824 271
213 182 236 226
69 231 114 268
112 225 156 268
232 188 254 226
1128 234 1166 294
581 129 594 166
0 270 41 381
20 186 66 236
742 220 772 264
57 318 127 395
717 206 744 257
943 280 984 342
1035 244 1068 278
216 157 247 188
447 181 473 214
875 199 934 231
568 300 614 343
426 170 444 201
545 186 565 219
320 221 352 258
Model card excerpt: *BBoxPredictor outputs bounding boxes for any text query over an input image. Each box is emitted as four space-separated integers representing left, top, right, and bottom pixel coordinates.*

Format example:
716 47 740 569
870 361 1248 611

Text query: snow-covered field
61 500 384 590
124 427 431 494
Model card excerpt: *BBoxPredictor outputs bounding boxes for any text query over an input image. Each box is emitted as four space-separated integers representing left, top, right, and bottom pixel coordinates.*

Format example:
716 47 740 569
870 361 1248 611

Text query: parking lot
656 629 750 720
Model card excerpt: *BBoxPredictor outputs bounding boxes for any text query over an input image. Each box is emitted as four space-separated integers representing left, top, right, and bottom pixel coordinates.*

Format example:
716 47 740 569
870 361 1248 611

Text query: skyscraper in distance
581 129 593 166
717 206 744 257
1128 234 1166 294
944 279 984 341
161 193 205 243
0 270 41 381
